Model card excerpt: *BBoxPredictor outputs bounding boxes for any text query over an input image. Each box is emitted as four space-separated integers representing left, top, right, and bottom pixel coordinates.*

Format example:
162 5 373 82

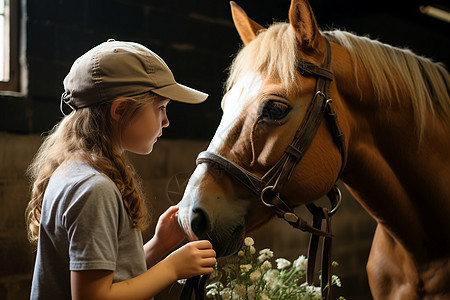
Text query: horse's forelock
226 23 299 94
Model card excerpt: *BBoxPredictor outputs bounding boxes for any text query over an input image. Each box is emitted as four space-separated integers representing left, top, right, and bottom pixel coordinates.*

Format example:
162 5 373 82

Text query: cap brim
152 83 208 104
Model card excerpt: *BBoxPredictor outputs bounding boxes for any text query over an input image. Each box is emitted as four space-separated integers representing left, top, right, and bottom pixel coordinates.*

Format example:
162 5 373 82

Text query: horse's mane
325 30 450 136
226 23 450 136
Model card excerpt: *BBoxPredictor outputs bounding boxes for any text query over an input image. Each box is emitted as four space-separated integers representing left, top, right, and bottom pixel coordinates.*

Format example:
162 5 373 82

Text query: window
0 0 19 92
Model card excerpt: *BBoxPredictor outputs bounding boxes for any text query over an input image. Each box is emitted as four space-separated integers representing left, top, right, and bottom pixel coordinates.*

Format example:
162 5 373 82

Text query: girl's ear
110 99 127 121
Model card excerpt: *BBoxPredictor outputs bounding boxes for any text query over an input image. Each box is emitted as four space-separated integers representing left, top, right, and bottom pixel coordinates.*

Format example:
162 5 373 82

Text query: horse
177 0 450 298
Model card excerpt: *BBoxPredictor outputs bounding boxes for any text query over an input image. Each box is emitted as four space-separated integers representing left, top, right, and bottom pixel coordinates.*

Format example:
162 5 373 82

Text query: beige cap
61 39 208 110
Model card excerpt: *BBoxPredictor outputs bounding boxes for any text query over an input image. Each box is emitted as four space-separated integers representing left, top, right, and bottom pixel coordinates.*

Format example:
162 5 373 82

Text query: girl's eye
259 100 291 121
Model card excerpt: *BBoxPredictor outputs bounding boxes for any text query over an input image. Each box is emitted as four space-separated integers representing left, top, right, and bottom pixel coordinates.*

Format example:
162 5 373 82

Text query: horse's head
178 0 346 257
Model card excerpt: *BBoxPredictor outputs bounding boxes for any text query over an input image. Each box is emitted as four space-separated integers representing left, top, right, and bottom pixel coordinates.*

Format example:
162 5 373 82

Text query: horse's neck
337 59 450 259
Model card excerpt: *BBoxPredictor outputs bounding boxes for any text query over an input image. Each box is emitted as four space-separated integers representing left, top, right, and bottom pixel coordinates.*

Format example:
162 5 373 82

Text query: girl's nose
162 113 169 128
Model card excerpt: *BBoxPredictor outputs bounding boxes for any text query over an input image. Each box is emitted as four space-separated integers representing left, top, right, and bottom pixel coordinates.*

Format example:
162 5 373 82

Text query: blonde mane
326 30 450 135
226 23 450 136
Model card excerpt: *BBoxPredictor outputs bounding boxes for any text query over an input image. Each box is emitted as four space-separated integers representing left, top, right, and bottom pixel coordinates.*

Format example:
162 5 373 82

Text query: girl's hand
153 206 186 253
71 240 216 300
164 240 216 279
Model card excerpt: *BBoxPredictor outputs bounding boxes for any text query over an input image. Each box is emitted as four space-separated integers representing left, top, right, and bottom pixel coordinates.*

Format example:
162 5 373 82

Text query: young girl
26 40 216 299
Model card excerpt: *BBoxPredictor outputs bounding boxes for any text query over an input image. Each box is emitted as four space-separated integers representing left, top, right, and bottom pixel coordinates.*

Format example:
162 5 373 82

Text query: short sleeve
63 174 123 271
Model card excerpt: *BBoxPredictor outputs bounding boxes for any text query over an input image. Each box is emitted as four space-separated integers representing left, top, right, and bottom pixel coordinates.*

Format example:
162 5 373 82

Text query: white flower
220 288 232 299
247 285 256 300
302 283 322 300
263 269 280 290
231 294 240 300
260 293 270 300
312 286 322 300
240 264 252 273
206 282 223 298
258 248 273 262
208 267 221 281
332 274 342 287
275 258 291 270
203 237 343 300
206 289 218 297
249 269 261 281
244 237 254 246
260 260 272 271
314 293 323 300
206 282 223 290
233 284 246 297
223 264 234 273
295 255 308 271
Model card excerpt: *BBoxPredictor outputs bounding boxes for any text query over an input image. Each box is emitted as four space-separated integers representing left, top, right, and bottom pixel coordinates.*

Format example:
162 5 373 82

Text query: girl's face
121 98 170 154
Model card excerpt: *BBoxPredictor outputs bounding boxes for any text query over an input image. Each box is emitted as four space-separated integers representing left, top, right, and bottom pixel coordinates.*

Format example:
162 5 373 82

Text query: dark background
1 0 449 140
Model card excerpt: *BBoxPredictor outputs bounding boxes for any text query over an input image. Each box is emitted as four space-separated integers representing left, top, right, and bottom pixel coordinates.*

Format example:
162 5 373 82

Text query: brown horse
178 0 450 298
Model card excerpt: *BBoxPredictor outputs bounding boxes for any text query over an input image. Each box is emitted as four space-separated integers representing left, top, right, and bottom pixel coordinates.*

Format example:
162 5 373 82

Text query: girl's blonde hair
26 92 159 245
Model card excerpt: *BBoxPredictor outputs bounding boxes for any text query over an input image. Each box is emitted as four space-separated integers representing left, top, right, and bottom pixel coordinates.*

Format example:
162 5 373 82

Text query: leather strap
268 90 328 196
179 276 199 300
261 190 333 237
322 208 332 299
307 209 325 284
306 208 333 299
265 38 333 197
196 151 265 195
325 100 347 179
297 59 334 81
179 275 209 300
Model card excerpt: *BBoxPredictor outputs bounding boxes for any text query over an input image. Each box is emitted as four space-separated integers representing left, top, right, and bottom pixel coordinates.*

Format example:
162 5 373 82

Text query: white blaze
208 72 263 153
178 72 262 240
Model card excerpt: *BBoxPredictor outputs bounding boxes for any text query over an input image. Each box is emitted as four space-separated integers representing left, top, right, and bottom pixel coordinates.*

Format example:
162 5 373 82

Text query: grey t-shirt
30 161 147 300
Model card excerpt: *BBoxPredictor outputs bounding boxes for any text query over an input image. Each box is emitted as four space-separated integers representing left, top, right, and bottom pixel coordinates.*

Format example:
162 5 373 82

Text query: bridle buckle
260 185 277 208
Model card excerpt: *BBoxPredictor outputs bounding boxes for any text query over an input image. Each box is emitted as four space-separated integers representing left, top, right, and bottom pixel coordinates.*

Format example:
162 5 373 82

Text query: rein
180 37 346 300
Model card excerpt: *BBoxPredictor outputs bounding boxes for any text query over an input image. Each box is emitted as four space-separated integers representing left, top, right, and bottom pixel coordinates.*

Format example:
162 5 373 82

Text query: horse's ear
289 0 322 51
230 1 264 45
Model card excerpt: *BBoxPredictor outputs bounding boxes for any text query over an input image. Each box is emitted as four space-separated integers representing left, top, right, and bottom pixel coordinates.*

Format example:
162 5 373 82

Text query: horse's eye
259 100 291 121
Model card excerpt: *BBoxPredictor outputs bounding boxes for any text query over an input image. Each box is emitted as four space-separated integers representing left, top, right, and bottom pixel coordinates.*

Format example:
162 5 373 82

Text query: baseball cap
61 39 208 111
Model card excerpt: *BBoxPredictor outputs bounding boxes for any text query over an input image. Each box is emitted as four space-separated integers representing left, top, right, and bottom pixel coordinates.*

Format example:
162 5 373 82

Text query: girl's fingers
193 240 213 249
200 249 216 258
165 206 179 215
201 267 214 275
202 258 217 267
161 205 177 216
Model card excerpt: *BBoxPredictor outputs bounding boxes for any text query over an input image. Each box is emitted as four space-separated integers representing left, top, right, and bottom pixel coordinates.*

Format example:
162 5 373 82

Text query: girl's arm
144 205 188 267
71 240 216 300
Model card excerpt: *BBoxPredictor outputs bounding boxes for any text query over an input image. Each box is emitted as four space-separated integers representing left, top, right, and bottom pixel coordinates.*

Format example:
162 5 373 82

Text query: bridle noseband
181 37 346 300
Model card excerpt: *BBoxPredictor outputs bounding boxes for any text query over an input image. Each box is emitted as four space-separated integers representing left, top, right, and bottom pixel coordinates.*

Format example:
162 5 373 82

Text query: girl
26 40 216 299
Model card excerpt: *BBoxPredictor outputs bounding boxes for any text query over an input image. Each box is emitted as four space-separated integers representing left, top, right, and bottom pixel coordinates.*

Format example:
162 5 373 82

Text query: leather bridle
180 37 347 300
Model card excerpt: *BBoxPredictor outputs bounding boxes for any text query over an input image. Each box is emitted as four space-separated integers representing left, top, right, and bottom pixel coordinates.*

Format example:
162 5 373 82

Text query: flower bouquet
204 237 344 300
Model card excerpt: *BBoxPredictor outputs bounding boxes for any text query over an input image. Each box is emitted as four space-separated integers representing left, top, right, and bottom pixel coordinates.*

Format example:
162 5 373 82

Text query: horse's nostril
190 208 211 238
